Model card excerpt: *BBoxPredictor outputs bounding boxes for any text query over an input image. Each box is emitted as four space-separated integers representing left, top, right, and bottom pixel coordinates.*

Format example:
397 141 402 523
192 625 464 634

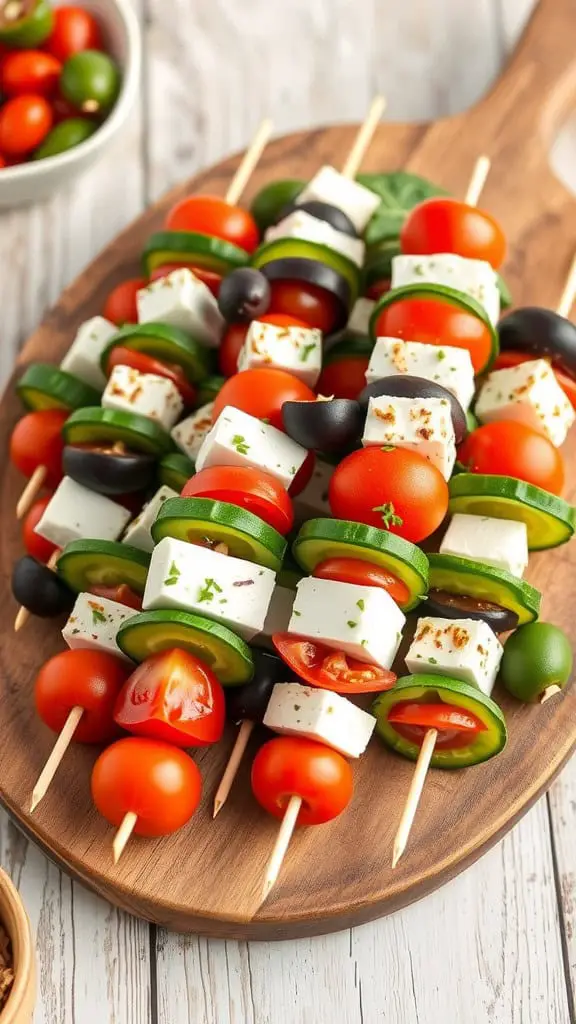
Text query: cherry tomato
268 280 341 333
51 93 81 123
0 94 52 156
251 736 353 825
182 466 293 534
288 449 315 498
494 350 576 409
103 278 146 326
0 154 7 169
35 649 130 743
46 6 103 63
90 584 143 610
387 701 486 750
150 263 222 297
316 355 370 400
273 634 396 694
219 323 248 378
91 737 201 836
457 421 565 495
105 345 196 406
313 557 410 606
10 408 68 487
1 50 61 97
401 197 506 269
329 447 449 543
212 368 316 431
365 278 391 300
165 195 260 254
22 494 57 563
374 296 494 375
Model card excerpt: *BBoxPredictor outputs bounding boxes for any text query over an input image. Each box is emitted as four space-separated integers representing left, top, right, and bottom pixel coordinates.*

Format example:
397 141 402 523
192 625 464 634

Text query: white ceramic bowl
0 0 141 208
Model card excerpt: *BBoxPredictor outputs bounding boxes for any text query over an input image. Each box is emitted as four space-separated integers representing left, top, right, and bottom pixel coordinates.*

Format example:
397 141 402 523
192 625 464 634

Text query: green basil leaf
497 272 512 310
356 171 448 248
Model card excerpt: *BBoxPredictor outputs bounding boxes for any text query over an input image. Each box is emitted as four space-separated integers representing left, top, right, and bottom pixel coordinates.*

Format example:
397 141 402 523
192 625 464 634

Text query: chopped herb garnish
381 445 395 453
428 656 438 664
163 561 181 587
293 609 301 616
437 350 446 361
91 608 106 625
231 434 250 455
372 502 404 529
299 342 317 363
356 599 365 611
198 577 223 603
347 620 357 629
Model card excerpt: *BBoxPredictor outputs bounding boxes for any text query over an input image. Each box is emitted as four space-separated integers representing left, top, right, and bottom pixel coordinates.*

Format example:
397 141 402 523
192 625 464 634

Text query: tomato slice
312 557 410 606
272 634 396 694
181 465 293 535
90 584 143 611
150 263 223 297
288 450 315 497
493 350 576 408
105 345 197 406
387 700 487 750
316 355 370 400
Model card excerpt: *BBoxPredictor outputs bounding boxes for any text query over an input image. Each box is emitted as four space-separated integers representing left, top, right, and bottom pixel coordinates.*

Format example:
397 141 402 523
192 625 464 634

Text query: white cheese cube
362 395 456 479
440 513 529 579
289 576 405 670
237 320 322 387
475 358 575 447
366 337 475 411
102 365 183 430
263 682 376 758
60 316 117 391
137 269 224 348
296 165 380 233
347 297 375 337
391 253 500 324
122 486 178 553
62 593 136 661
142 536 276 641
405 616 503 696
293 458 333 521
265 210 365 266
195 405 307 491
35 477 131 549
171 402 214 462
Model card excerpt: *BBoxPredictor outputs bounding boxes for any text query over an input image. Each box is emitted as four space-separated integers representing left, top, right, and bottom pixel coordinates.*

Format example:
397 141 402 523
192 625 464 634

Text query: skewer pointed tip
540 684 562 704
29 792 41 814
14 606 29 632
212 800 223 819
391 845 403 869
260 879 273 904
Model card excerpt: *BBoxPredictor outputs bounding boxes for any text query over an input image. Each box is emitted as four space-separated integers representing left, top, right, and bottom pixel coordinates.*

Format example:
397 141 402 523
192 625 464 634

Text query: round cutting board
2 0 576 940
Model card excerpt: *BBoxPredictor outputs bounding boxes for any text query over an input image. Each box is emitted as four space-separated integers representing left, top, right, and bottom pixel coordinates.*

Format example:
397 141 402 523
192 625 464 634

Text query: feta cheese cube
35 477 131 549
440 513 529 579
293 458 333 522
475 358 575 446
122 486 178 553
263 682 376 758
296 165 380 233
62 593 136 661
137 269 224 348
102 365 183 430
195 405 307 491
362 395 456 479
237 319 322 386
171 402 214 462
391 253 500 324
366 337 475 411
405 616 503 696
265 210 365 266
142 536 276 641
289 576 405 670
347 297 375 337
60 316 117 391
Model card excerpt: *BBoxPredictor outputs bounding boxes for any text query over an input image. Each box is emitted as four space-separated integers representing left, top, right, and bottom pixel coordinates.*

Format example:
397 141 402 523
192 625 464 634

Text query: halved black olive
12 556 73 618
277 199 358 238
226 650 290 723
259 257 352 333
282 398 363 452
217 268 271 323
63 445 156 495
358 375 467 445
422 588 519 633
498 306 576 377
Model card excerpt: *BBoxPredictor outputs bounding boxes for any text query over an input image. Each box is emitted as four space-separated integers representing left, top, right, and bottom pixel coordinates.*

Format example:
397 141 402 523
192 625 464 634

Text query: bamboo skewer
16 465 46 520
463 155 491 207
392 729 438 868
225 119 274 206
213 719 255 818
30 705 84 813
341 96 386 179
556 253 576 319
112 811 138 865
541 685 562 704
261 795 302 903
14 548 59 632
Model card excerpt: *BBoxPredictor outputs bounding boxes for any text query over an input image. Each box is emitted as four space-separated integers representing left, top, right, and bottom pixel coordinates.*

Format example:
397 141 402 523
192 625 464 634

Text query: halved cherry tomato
22 494 57 563
268 280 341 334
387 700 487 750
273 634 396 694
102 278 146 326
105 345 197 406
150 263 223 297
90 583 143 610
212 368 316 431
373 296 493 374
182 465 293 535
316 355 370 401
219 322 248 377
46 6 103 63
251 736 354 825
1 51 62 97
288 450 315 498
10 408 68 487
0 94 53 156
494 350 576 409
165 194 259 253
35 649 130 743
313 557 410 606
457 421 565 495
365 279 391 300
401 197 506 269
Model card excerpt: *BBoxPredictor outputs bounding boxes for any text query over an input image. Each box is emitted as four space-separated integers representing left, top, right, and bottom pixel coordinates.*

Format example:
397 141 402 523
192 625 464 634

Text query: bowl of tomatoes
0 0 140 206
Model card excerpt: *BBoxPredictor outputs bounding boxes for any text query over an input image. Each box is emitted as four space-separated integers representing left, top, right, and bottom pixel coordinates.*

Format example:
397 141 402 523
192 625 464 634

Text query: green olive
60 50 121 116
34 119 98 161
0 0 53 47
500 621 573 703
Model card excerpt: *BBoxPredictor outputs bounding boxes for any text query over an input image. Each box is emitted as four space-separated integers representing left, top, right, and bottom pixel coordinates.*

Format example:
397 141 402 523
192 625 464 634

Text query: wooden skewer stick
16 464 46 520
541 685 563 704
392 728 438 869
30 705 84 813
224 118 274 207
261 794 302 903
464 155 491 207
341 95 387 180
556 253 576 319
213 719 255 818
113 811 138 865
14 548 60 633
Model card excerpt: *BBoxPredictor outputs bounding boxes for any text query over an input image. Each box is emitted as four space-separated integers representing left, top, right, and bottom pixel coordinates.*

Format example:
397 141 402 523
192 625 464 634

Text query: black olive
63 445 156 496
282 398 363 452
422 588 519 633
217 268 271 323
12 556 74 618
226 650 290 723
358 375 467 445
277 199 358 238
498 306 576 377
260 257 351 333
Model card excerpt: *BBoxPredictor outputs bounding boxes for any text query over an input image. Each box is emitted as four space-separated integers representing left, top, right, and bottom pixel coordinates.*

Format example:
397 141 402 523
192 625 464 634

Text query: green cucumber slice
17 364 101 411
448 474 576 550
143 231 249 276
252 238 360 305
63 407 174 456
372 674 507 768
101 322 213 383
157 453 194 491
117 609 254 685
57 540 150 595
249 179 305 232
292 518 429 611
195 374 225 407
428 553 541 625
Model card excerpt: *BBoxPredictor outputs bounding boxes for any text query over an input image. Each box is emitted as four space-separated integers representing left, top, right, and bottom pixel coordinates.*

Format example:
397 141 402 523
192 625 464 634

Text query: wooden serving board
1 0 576 940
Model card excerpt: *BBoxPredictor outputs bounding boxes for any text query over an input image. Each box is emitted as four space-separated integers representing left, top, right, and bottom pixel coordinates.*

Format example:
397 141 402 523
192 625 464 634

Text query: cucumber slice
152 497 286 571
101 322 213 383
63 408 174 456
157 452 194 491
372 674 507 768
17 364 101 411
117 609 254 685
428 553 541 625
250 179 305 232
57 540 150 595
292 518 429 611
448 474 576 550
143 231 249 276
252 238 360 305
195 375 226 407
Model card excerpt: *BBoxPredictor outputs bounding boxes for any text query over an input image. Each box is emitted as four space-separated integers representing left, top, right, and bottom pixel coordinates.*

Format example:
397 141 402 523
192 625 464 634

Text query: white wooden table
1 1 576 1021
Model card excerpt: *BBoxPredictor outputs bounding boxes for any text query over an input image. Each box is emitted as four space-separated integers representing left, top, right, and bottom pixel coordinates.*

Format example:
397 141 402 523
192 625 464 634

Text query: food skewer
341 95 387 180
213 718 255 818
14 547 60 632
262 794 302 901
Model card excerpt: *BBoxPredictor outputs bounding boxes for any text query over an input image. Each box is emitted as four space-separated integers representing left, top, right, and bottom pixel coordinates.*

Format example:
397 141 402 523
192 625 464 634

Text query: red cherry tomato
22 494 57 563
365 278 391 300
273 634 396 694
494 350 576 409
212 368 316 431
401 197 506 269
316 354 370 400
387 700 487 751
105 345 196 406
457 420 565 495
1 51 61 97
375 297 494 375
46 6 103 63
150 263 222 297
313 557 410 606
251 736 354 825
89 584 143 610
182 466 293 534
102 278 146 326
35 649 130 743
10 409 68 487
91 737 202 836
219 323 248 377
288 449 315 497
165 194 260 253
0 95 52 156
268 280 341 333
0 154 7 169
329 447 449 543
